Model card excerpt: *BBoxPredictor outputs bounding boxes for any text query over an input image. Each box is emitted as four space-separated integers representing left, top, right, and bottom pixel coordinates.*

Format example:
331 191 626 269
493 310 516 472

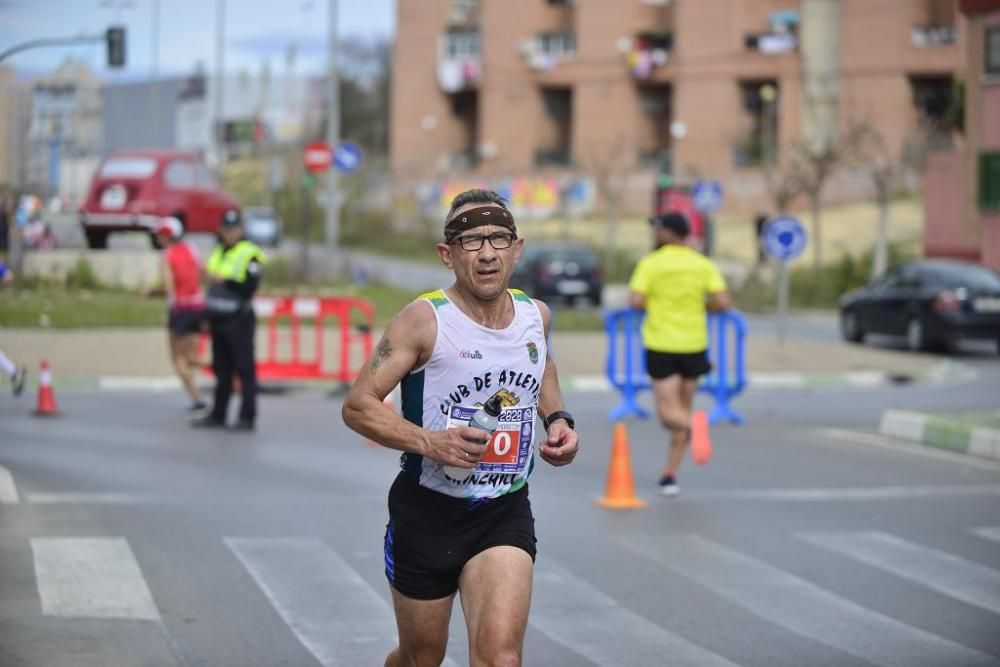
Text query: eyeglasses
451 232 516 252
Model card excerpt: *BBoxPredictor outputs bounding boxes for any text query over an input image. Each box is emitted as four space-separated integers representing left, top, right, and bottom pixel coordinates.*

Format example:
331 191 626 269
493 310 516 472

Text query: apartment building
923 0 1000 272
391 0 963 216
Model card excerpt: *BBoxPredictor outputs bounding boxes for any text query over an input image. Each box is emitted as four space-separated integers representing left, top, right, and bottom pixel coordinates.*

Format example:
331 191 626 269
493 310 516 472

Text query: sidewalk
0 326 963 392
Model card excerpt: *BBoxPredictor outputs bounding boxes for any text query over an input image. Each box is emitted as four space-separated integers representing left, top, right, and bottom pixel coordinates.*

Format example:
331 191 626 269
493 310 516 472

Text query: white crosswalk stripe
801 530 1000 615
973 526 1000 544
226 537 461 667
31 537 161 621
0 464 18 503
620 534 998 667
532 561 739 666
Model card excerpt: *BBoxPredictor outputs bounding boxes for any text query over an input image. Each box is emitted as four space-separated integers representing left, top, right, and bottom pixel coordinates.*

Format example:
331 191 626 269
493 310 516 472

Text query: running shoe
11 366 26 396
187 400 209 414
658 474 679 497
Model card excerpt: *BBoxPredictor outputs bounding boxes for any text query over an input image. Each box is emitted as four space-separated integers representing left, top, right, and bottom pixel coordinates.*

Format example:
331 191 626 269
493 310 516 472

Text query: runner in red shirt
156 217 207 412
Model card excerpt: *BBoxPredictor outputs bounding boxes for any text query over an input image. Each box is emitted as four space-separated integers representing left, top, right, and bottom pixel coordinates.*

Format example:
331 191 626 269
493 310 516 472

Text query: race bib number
446 405 535 474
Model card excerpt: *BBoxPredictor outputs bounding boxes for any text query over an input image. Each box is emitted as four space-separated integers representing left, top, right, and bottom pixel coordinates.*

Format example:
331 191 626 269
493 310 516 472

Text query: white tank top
399 288 547 501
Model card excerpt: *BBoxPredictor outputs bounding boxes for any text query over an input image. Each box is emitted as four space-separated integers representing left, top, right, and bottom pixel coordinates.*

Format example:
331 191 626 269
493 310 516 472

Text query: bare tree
841 118 934 278
791 141 839 272
582 135 633 273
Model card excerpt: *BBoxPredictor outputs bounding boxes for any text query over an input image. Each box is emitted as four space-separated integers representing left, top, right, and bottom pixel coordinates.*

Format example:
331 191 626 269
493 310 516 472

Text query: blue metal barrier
604 309 748 425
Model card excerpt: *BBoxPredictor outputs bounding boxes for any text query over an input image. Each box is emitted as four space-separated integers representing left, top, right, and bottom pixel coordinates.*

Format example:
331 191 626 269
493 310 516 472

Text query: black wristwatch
543 410 575 431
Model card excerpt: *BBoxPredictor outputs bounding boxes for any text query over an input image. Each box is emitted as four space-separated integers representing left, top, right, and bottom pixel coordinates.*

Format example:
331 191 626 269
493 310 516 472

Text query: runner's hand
539 422 578 467
426 426 490 468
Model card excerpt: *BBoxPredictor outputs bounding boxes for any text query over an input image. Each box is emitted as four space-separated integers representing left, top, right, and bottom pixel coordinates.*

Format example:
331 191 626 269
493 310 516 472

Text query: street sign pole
763 215 807 345
777 260 789 344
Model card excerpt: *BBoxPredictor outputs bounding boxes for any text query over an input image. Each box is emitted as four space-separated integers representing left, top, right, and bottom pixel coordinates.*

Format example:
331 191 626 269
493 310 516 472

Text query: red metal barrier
200 295 375 383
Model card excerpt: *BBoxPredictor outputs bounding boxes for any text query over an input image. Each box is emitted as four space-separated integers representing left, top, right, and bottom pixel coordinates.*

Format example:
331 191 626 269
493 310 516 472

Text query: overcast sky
0 0 395 80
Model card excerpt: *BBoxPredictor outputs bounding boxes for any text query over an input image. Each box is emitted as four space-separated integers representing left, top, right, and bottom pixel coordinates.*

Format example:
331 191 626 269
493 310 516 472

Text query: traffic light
106 26 126 68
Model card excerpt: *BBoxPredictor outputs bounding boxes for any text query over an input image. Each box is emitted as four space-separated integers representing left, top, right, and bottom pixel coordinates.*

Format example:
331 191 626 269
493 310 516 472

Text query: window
734 81 779 167
100 157 157 178
194 163 219 189
537 31 575 58
979 152 1000 211
443 30 480 59
164 160 196 189
987 27 1000 76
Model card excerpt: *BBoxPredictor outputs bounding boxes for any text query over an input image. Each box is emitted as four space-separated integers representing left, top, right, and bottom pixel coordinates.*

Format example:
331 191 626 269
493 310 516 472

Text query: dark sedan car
839 259 1000 352
510 242 603 306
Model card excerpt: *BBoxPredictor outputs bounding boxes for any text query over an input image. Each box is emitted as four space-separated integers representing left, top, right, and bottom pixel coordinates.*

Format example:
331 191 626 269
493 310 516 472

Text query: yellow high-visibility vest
205 240 266 282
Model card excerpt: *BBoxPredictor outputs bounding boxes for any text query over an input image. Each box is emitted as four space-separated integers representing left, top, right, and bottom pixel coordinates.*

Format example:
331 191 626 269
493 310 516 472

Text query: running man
629 212 731 496
342 188 579 666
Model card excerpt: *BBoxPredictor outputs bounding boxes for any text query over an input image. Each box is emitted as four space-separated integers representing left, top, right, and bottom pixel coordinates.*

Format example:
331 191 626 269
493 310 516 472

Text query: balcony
744 9 799 55
622 32 673 80
438 30 481 94
911 25 956 48
521 31 576 72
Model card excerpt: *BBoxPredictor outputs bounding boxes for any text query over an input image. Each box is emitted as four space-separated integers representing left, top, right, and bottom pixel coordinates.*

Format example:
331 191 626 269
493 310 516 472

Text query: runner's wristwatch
543 411 575 431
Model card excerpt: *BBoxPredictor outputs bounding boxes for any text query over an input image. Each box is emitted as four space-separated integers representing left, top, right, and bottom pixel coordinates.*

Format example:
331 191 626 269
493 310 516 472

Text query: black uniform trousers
208 310 257 424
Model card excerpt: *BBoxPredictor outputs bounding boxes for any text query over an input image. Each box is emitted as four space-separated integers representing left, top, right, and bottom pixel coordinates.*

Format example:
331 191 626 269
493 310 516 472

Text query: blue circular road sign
333 141 364 174
764 215 807 262
692 180 724 213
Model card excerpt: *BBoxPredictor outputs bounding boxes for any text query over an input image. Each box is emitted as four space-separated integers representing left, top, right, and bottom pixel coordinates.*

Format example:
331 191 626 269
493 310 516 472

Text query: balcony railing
438 31 482 93
911 25 956 47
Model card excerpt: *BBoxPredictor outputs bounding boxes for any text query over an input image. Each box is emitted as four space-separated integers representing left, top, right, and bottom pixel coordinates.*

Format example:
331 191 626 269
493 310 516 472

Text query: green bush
65 258 100 290
733 242 917 311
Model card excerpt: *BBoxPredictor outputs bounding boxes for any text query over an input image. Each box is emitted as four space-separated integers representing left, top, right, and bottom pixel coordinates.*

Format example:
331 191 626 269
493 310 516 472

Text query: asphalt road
2 368 1000 666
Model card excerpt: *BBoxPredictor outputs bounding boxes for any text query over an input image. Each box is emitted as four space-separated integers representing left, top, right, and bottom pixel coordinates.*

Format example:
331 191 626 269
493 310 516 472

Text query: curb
879 410 1000 461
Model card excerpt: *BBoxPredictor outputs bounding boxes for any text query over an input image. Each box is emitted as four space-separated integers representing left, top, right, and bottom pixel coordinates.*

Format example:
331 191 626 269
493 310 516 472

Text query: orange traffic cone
596 422 647 509
690 410 712 465
33 360 59 417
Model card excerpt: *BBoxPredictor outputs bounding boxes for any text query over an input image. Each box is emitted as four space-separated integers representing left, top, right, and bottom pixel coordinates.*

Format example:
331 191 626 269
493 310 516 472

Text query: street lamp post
325 0 340 253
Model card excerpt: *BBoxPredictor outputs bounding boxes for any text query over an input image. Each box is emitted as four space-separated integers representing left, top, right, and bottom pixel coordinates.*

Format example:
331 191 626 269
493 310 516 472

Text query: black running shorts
645 349 711 380
168 309 205 336
384 472 537 600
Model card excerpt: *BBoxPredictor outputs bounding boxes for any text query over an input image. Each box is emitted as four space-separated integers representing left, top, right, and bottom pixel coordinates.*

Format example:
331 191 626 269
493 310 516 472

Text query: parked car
510 241 603 306
243 206 282 248
79 149 240 249
839 259 1000 353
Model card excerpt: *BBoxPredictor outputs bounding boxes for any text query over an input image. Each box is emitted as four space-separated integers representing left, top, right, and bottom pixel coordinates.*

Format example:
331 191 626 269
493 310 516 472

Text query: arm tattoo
370 338 392 373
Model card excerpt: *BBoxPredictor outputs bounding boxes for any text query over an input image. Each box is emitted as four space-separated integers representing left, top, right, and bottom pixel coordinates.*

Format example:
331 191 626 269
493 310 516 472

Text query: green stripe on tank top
400 370 425 479
419 289 449 309
509 289 533 304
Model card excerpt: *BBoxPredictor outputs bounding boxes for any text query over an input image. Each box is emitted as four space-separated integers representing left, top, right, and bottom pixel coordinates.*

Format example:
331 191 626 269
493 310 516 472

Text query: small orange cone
690 411 712 465
33 360 59 417
596 422 647 509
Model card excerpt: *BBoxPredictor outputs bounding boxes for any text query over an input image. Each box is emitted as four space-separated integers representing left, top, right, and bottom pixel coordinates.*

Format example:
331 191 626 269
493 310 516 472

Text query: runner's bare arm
341 301 490 467
160 256 174 302
534 300 578 467
628 291 646 310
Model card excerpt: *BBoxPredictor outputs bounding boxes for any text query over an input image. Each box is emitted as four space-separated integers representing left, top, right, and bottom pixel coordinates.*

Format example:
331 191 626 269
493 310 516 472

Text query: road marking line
26 492 157 505
227 537 460 667
692 485 1000 502
532 561 738 667
817 428 1000 472
0 465 18 503
972 527 1000 544
621 534 997 667
31 537 161 621
801 531 1000 615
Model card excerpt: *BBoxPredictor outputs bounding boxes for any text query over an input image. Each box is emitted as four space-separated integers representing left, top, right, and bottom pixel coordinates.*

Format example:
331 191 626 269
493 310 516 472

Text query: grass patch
0 289 166 328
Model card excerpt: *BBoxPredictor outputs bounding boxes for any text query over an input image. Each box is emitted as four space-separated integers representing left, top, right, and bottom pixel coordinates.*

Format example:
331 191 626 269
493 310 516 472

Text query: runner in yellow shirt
628 212 731 496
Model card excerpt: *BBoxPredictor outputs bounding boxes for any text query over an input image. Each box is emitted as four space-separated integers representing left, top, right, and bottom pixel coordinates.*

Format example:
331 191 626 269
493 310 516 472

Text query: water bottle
444 395 503 481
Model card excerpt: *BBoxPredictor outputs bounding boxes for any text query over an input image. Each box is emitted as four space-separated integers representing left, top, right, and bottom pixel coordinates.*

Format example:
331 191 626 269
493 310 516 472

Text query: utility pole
215 0 226 165
149 0 159 139
325 0 340 252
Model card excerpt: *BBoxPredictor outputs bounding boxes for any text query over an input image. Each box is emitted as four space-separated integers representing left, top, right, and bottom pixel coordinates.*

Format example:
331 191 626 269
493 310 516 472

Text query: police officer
192 209 265 431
